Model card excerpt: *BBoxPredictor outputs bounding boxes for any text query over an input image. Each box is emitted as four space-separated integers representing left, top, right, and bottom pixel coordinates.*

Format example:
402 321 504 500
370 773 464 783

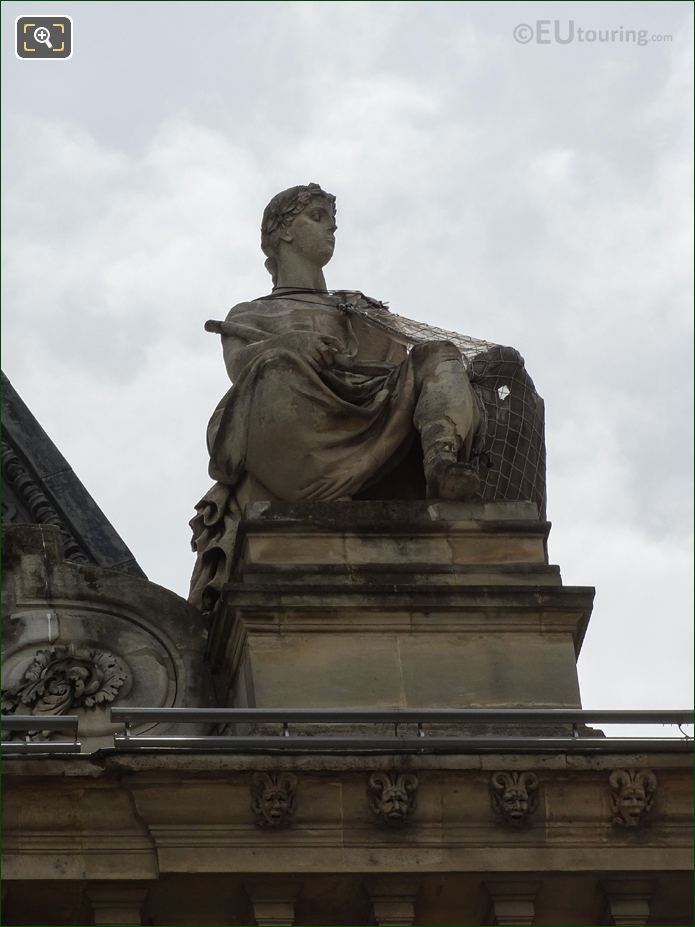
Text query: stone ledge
5 750 691 776
243 500 543 530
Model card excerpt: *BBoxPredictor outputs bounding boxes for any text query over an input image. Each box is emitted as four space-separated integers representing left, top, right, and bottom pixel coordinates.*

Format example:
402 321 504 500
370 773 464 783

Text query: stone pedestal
208 501 594 711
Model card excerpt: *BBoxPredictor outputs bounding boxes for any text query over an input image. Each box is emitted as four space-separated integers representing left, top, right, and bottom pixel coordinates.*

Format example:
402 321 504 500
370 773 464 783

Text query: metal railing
109 708 694 754
2 709 691 757
1 715 81 755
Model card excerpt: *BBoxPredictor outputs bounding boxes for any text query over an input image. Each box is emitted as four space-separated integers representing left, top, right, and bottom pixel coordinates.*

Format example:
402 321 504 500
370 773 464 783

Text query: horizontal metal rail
110 708 695 725
1 715 81 755
2 741 83 755
2 715 79 732
110 708 693 755
112 734 692 754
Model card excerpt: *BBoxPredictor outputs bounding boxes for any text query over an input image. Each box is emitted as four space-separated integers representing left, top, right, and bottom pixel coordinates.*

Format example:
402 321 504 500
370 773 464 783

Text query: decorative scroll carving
250 772 298 828
609 768 657 827
1 441 89 563
1 644 127 716
368 771 419 826
490 771 539 826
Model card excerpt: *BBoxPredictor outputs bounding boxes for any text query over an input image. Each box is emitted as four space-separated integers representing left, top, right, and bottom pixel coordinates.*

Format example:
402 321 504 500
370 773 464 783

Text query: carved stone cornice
2 439 89 563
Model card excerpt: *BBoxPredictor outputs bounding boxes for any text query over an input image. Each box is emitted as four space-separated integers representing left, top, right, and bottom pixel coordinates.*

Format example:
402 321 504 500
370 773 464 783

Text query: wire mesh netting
360 307 547 519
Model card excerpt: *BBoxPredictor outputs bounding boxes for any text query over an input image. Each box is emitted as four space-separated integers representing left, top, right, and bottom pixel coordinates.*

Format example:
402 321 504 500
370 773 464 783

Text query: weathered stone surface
2 524 213 750
2 752 692 923
208 501 592 712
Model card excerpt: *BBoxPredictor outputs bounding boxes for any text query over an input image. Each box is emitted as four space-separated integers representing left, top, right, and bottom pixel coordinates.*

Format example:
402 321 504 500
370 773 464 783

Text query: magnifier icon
33 26 53 49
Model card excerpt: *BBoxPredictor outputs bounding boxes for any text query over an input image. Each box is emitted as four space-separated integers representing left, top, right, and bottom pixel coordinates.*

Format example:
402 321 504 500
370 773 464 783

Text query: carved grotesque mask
490 771 539 826
618 786 647 824
262 786 290 821
250 772 298 828
501 786 530 822
380 784 412 822
368 772 418 826
609 769 657 827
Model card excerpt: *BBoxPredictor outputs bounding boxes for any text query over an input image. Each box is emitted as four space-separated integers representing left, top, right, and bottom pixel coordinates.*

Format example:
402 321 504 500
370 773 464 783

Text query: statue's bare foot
426 461 480 500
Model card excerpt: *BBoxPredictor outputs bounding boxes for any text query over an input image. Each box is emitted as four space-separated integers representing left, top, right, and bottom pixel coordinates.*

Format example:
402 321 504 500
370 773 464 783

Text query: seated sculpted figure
190 183 546 610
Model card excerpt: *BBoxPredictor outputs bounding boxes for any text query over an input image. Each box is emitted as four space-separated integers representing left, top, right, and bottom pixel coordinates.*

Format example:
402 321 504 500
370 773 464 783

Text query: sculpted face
609 769 656 828
261 785 291 822
283 196 337 267
250 772 297 828
501 787 529 823
490 771 538 827
379 784 411 822
618 785 648 825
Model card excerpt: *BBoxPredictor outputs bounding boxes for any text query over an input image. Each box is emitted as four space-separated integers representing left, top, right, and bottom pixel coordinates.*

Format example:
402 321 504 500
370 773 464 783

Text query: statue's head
261 183 337 285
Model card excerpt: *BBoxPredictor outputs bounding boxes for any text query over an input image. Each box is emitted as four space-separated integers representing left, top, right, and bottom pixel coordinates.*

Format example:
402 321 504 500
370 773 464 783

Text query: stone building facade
2 371 692 925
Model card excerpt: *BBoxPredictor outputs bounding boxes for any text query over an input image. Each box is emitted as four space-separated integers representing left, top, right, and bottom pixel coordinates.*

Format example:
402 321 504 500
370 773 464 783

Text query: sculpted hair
260 183 336 285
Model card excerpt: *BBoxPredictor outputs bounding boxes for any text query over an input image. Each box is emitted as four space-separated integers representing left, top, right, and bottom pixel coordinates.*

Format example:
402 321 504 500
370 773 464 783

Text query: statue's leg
411 341 481 500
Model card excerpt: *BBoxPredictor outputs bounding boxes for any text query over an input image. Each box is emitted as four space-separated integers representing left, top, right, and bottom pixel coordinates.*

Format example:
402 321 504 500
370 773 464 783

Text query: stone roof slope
1 370 144 576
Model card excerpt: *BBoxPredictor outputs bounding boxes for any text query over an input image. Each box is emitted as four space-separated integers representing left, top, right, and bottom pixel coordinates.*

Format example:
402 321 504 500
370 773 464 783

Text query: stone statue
190 183 546 610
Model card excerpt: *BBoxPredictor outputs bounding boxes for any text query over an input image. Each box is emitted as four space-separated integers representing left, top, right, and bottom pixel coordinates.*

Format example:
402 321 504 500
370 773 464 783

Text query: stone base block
209 502 594 711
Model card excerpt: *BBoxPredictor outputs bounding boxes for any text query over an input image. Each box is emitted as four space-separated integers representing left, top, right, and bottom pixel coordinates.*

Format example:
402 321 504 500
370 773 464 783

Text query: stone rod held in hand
205 318 257 338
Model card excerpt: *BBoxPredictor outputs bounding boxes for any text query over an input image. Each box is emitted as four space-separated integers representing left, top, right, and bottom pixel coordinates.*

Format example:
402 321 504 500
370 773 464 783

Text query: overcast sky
2 1 693 719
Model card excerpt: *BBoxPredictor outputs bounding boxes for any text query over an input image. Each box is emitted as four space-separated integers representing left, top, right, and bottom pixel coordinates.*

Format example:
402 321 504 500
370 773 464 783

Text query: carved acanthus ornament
368 771 419 826
250 772 298 828
490 771 539 826
1 644 128 716
609 768 657 827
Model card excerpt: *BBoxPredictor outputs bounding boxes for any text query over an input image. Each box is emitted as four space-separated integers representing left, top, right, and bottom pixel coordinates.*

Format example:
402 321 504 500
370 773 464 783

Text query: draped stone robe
189 291 546 611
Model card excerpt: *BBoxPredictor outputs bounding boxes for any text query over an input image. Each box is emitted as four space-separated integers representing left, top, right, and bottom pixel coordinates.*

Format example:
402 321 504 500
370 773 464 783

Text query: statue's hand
279 332 343 370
